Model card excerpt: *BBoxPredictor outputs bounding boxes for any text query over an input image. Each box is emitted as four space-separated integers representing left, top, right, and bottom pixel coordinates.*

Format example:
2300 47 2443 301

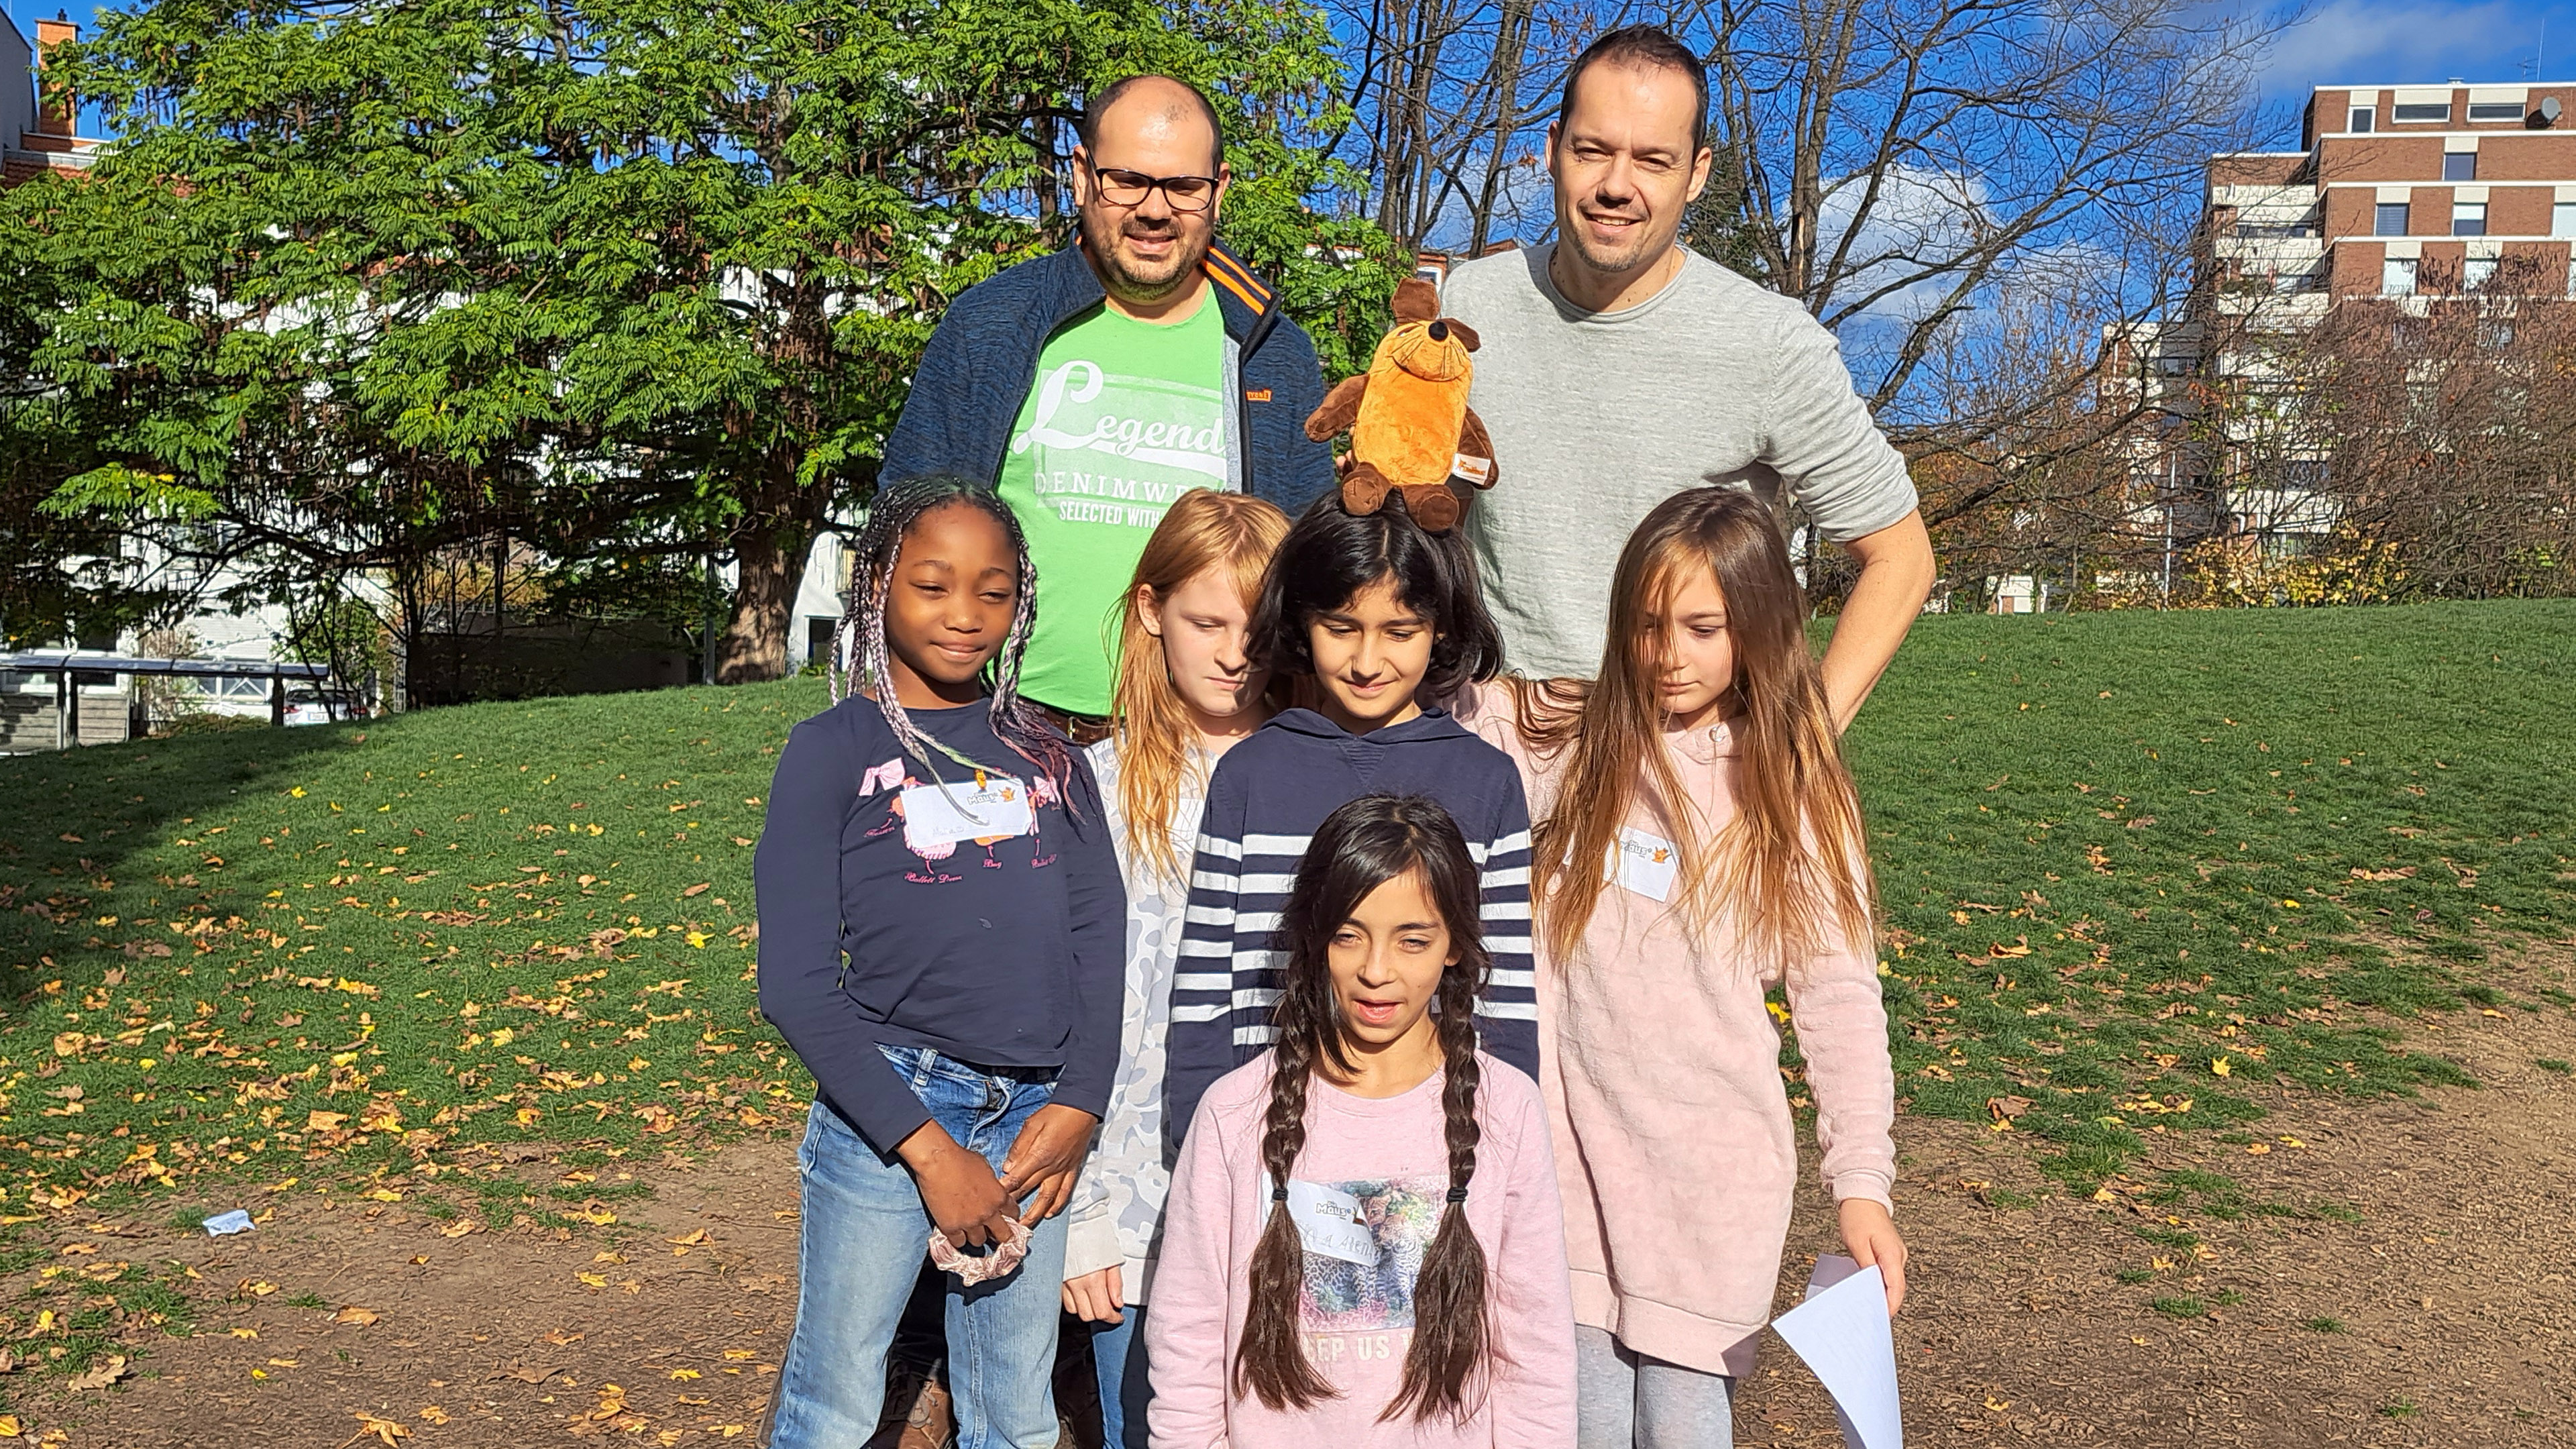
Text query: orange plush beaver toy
1303 278 1496 532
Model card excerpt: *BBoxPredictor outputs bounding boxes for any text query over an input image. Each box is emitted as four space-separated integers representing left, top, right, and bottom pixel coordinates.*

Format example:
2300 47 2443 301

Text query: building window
2374 202 2410 235
2556 202 2576 239
2452 202 2486 236
2442 151 2477 181
2467 101 2525 121
2463 257 2498 292
2349 107 2373 132
2382 258 2418 295
2392 101 2451 122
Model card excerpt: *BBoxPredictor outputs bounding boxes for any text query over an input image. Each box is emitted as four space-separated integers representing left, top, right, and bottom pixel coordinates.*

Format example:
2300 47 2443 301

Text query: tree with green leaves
29 0 1399 684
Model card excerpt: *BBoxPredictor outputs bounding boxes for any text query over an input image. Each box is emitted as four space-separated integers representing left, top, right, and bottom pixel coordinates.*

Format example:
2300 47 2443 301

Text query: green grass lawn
0 599 2565 1225
1841 598 2575 1189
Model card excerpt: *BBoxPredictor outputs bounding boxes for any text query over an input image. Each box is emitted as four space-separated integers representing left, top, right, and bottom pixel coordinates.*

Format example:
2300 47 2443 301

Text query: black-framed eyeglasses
1084 160 1219 213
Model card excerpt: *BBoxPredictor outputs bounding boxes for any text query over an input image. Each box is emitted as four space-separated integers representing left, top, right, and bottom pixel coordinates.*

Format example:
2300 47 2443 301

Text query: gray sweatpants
1575 1325 1738 1449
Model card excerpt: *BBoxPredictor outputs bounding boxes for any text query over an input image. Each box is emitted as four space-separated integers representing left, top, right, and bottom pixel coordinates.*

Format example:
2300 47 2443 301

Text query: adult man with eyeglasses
880 74 1335 731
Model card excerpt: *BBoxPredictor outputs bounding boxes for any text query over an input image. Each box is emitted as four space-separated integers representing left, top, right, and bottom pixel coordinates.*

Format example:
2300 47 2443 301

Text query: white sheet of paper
900 776 1034 851
1603 826 1678 902
1284 1179 1378 1266
1771 1255 1902 1449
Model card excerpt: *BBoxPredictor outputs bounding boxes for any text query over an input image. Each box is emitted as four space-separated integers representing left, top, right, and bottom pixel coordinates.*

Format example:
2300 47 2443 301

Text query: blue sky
9 0 2576 142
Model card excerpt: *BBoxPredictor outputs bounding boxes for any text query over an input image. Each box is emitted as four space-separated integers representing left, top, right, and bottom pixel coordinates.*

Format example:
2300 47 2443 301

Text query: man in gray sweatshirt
1442 26 1936 725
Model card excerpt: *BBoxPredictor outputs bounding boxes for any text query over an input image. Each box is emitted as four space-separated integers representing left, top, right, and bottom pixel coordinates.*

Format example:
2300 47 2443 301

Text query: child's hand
1837 1197 1908 1316
896 1122 1018 1248
998 1102 1099 1222
1062 1266 1125 1324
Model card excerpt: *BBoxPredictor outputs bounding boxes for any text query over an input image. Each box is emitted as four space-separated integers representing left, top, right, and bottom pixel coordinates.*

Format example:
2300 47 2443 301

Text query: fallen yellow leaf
306 1111 349 1132
420 1406 451 1426
343 1411 411 1446
670 1368 701 1381
237 1279 278 1297
0 1414 19 1436
578 1272 608 1289
2209 1056 2231 1077
333 1306 380 1326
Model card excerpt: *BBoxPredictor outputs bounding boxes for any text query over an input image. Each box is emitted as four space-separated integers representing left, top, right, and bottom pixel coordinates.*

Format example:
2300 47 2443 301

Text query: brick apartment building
2210 82 2576 304
2105 80 2576 562
2 10 95 187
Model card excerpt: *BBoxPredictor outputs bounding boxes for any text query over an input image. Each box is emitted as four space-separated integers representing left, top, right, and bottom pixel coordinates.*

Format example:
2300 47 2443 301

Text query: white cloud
2259 0 2527 86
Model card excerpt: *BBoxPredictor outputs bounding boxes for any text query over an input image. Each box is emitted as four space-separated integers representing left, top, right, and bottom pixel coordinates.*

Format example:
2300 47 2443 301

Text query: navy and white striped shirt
1164 708 1541 1140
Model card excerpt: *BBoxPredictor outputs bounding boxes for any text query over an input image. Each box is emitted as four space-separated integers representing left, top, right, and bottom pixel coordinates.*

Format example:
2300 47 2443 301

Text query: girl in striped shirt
1163 494 1540 1142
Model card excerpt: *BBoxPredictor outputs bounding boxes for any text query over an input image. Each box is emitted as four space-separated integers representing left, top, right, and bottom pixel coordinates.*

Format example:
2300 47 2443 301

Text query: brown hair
1234 795 1493 1423
1107 489 1291 881
1519 487 1875 973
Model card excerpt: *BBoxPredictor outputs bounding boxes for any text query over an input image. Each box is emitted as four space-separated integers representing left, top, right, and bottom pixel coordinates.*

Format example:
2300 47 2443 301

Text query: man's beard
1079 206 1208 302
1556 201 1661 278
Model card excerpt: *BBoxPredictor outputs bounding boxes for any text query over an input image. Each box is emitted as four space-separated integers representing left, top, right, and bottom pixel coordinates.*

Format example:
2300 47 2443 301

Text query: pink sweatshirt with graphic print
1144 1053 1576 1449
1460 682 1897 1378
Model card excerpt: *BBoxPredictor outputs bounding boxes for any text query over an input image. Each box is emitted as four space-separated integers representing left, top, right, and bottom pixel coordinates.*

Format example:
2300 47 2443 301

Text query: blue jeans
1085 1303 1149 1449
1576 1325 1736 1449
767 1048 1070 1449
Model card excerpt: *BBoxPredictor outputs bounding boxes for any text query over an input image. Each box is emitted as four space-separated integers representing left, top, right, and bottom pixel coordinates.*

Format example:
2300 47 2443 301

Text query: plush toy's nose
1427 321 1449 342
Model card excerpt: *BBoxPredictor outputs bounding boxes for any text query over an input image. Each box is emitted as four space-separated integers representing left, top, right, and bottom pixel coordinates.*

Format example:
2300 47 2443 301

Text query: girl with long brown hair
1461 487 1904 1448
1144 794 1575 1448
1058 487 1290 1448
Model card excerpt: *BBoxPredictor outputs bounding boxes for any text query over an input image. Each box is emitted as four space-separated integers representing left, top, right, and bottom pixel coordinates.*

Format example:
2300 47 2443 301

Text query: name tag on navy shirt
901 776 1034 851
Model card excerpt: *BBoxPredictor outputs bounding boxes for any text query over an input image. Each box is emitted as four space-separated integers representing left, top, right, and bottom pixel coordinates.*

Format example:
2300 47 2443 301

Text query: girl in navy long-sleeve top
754 475 1123 1449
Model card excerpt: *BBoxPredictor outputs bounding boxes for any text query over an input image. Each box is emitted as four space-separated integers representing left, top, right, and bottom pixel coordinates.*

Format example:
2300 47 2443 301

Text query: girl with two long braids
1145 794 1575 1447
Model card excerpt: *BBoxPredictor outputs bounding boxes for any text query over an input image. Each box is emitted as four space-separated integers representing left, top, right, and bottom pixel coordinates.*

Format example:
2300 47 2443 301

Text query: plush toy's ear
1444 319 1481 353
1391 277 1442 324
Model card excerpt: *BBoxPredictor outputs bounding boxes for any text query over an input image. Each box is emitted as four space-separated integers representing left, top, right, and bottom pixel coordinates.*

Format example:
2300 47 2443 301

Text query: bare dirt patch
3 1004 2567 1447
1744 998 2575 1447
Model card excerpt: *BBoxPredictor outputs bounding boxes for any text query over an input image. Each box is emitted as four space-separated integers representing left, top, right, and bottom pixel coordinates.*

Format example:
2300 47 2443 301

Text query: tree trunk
716 527 804 683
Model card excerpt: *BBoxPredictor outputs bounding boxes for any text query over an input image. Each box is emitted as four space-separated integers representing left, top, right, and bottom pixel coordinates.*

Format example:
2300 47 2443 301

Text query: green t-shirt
996 295 1232 716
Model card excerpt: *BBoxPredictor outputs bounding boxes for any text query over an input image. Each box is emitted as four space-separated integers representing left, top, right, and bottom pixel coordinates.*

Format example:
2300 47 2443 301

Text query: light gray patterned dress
1063 740 1209 1301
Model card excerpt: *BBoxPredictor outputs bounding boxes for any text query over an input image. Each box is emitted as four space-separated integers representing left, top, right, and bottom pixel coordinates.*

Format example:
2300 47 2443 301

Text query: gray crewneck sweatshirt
1442 243 1919 679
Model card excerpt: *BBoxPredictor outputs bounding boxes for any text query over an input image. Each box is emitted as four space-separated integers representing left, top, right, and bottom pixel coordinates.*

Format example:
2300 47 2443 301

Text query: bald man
879 74 1336 729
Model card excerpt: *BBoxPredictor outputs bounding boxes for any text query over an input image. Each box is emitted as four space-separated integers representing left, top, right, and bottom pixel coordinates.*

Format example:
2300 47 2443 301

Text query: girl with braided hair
755 474 1124 1449
1146 794 1575 1448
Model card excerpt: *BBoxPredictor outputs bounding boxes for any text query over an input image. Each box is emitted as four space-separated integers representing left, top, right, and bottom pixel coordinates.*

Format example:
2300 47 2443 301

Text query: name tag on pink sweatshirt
1282 1179 1379 1265
1605 826 1678 902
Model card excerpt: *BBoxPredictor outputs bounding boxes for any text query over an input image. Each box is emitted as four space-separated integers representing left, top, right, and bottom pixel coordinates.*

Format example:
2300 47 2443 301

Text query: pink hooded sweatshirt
1460 682 1896 1378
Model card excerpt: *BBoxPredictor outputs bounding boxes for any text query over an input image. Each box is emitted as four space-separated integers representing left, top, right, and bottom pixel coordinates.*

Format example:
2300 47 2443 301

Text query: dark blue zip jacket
879 243 1338 511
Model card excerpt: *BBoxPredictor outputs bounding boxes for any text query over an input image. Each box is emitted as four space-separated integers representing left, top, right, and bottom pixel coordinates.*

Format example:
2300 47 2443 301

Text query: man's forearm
1819 509 1937 731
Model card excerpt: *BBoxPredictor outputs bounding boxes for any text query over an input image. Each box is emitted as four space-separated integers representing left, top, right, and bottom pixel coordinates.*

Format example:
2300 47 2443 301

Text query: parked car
283 688 368 727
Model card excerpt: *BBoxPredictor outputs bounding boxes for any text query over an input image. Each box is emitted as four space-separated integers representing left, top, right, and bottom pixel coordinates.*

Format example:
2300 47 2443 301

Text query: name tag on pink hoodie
1605 826 1678 902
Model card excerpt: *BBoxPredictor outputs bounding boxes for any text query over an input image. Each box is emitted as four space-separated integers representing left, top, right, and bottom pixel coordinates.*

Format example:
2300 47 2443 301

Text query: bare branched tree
2220 258 2576 600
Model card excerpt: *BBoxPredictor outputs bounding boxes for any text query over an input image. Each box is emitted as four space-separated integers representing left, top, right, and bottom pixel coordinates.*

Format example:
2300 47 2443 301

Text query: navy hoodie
1165 707 1540 1140
755 696 1124 1153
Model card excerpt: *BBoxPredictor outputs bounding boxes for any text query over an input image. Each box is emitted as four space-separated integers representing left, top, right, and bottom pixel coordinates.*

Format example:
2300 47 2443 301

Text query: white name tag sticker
900 775 1034 852
1604 826 1679 903
1284 1179 1378 1266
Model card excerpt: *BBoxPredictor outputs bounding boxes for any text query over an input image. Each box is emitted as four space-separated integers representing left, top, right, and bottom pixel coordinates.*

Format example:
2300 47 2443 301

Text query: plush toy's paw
1401 482 1462 533
1341 460 1393 515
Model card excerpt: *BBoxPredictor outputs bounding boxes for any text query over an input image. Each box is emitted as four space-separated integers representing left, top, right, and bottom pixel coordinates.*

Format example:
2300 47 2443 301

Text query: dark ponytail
1230 794 1494 1422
